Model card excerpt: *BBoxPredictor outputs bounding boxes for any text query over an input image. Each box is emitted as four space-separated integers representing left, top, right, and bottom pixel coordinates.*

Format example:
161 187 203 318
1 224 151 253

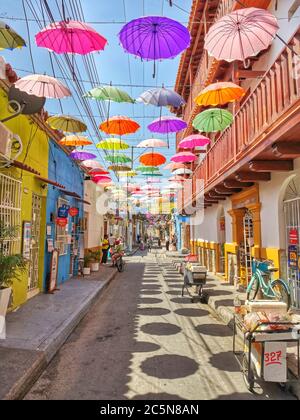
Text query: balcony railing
193 31 300 192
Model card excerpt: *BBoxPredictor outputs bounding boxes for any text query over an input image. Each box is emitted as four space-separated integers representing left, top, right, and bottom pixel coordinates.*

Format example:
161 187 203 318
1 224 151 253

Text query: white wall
84 181 104 249
259 158 300 249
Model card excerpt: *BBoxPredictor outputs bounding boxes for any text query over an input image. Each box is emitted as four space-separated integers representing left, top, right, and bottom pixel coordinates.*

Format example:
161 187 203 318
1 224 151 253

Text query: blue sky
0 0 192 184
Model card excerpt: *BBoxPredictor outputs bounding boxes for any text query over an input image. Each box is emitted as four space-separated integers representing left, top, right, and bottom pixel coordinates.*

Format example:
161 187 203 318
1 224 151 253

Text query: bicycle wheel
247 273 260 301
271 280 291 309
117 258 125 273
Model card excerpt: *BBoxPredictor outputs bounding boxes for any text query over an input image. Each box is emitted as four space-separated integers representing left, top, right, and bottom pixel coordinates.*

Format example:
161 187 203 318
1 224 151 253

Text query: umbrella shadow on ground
140 290 163 296
209 351 240 373
140 322 182 336
195 323 232 338
139 298 163 305
136 307 171 316
174 308 209 317
140 355 199 379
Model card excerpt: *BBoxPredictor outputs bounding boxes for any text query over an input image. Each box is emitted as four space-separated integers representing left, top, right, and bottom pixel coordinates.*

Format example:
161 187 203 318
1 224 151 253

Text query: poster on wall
288 245 298 269
48 249 59 294
289 229 298 245
22 221 31 260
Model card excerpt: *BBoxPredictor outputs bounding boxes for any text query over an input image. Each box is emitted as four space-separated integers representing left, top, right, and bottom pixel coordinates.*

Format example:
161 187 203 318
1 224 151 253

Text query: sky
0 0 193 186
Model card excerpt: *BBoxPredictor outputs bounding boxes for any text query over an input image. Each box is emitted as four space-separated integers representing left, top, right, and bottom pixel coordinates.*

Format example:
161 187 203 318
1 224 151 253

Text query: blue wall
44 141 84 287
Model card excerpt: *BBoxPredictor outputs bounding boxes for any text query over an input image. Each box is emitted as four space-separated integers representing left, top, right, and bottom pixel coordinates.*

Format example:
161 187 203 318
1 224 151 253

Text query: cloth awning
35 176 65 189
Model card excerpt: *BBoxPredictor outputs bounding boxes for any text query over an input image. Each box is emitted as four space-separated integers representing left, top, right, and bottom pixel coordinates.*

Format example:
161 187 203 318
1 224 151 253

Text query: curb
3 270 117 400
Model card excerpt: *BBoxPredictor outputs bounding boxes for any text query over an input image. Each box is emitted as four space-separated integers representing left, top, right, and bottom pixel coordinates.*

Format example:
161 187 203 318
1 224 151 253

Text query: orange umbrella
99 116 140 136
195 82 245 107
139 152 166 167
59 135 93 147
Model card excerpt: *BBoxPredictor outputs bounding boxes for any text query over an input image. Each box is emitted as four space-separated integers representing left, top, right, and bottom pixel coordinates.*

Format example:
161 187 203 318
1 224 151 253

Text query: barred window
55 197 69 256
0 173 22 255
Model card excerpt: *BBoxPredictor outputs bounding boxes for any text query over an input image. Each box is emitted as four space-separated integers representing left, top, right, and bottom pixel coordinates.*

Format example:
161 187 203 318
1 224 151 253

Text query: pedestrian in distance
165 235 170 251
101 234 110 264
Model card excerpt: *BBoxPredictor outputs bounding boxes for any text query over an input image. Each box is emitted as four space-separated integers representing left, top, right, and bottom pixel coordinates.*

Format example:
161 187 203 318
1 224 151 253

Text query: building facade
175 0 300 306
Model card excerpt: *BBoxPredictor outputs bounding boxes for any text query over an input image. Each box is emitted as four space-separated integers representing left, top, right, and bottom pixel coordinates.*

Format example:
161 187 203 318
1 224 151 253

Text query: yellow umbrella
47 115 87 133
195 82 245 107
59 135 93 147
96 138 129 150
118 170 137 178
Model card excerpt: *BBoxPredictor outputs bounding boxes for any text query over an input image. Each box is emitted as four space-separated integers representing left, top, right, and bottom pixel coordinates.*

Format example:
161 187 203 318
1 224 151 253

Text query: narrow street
25 252 295 401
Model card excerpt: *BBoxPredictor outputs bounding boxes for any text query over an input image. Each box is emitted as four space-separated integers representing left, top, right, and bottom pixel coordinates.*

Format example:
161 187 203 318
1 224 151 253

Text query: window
55 197 69 256
0 173 22 255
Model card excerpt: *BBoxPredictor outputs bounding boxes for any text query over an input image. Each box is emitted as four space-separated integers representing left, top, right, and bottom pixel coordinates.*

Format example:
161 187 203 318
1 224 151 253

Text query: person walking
101 234 110 264
165 235 170 251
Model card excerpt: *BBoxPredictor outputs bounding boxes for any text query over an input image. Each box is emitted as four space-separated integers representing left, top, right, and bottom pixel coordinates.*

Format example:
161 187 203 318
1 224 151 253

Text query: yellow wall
0 90 49 309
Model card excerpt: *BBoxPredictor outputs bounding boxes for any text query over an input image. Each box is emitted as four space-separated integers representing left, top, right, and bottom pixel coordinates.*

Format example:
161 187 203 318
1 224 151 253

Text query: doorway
240 210 254 286
28 194 42 296
218 207 226 274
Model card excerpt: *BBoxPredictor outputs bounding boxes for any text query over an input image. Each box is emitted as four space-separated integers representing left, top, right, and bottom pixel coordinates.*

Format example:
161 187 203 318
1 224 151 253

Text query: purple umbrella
119 16 191 78
137 87 185 108
148 116 187 134
70 151 97 161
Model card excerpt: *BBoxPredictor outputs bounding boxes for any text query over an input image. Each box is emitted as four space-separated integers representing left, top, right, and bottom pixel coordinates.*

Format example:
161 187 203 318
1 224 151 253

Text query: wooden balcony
193 31 300 196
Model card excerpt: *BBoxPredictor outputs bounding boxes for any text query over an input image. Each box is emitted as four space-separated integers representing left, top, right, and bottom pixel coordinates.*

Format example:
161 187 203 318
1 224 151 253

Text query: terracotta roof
12 160 40 175
35 176 65 189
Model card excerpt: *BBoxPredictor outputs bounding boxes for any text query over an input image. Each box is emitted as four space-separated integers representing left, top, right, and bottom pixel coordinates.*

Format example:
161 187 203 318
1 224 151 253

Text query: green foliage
88 249 101 263
84 254 92 267
0 222 27 289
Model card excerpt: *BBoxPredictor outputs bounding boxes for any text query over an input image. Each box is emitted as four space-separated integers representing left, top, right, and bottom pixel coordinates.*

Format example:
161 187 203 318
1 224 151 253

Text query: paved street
25 252 295 400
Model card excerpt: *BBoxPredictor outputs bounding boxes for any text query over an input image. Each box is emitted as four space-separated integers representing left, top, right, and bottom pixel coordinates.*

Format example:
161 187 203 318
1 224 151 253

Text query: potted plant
89 250 101 272
0 223 26 337
83 254 91 276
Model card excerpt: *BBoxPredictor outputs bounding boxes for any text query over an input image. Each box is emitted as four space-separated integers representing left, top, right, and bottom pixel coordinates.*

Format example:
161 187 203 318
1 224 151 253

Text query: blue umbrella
137 87 185 108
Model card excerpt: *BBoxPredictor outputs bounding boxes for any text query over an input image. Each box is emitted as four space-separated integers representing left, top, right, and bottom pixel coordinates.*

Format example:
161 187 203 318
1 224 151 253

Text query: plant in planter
0 223 27 338
88 250 101 272
83 254 92 276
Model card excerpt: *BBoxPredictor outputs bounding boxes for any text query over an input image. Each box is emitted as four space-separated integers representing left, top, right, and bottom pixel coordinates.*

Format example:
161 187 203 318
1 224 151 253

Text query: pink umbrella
171 152 197 163
205 8 279 62
163 162 187 171
15 74 71 99
137 139 167 148
36 20 107 55
82 160 104 170
92 175 111 182
178 134 210 149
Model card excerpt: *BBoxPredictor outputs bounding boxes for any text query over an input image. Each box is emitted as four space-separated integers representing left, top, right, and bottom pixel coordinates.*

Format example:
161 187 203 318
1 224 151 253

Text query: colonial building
174 0 300 306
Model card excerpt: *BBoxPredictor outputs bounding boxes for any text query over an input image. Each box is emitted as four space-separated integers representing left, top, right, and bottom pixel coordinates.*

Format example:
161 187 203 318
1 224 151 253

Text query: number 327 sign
264 342 287 383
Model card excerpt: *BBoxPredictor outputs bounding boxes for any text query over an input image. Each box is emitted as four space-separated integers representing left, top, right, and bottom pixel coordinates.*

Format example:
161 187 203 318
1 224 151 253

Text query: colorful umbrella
195 82 245 107
92 175 111 182
137 87 185 108
85 85 134 103
15 74 71 99
171 152 197 163
108 164 131 172
140 153 166 167
136 166 159 173
0 21 26 50
141 172 163 177
163 162 187 171
168 176 186 182
173 168 193 176
70 151 97 161
105 154 132 164
119 16 190 77
148 116 187 134
59 135 92 147
47 115 87 133
167 182 183 190
178 134 211 149
96 179 113 187
204 8 279 62
96 138 129 151
99 116 140 136
82 160 104 170
89 169 110 175
36 20 107 55
118 171 137 178
192 109 233 133
136 139 167 148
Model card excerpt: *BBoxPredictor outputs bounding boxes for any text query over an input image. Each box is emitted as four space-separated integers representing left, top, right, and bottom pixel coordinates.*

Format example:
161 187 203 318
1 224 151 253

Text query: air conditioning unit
0 122 13 159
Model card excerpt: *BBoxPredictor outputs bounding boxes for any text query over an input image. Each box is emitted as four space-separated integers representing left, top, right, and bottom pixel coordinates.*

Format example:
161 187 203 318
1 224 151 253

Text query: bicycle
246 259 291 309
114 253 125 273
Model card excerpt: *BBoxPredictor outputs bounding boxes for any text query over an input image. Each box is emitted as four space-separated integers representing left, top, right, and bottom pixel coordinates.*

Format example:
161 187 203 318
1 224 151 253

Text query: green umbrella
136 166 160 173
141 172 163 177
0 21 26 51
192 108 233 133
105 154 132 164
85 85 135 104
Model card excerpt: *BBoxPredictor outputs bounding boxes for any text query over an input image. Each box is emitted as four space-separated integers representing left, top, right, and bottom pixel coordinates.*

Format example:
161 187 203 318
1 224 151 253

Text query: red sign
69 207 79 217
289 229 298 245
56 217 68 227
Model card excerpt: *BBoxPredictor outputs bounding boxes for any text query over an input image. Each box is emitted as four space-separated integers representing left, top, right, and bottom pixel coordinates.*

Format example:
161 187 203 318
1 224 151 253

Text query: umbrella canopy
163 162 187 171
178 134 211 149
96 138 129 151
15 74 71 99
59 135 92 147
137 139 167 148
137 87 185 108
70 151 97 161
85 85 134 103
0 21 26 50
100 116 140 136
148 116 187 134
168 176 186 182
119 16 190 77
204 8 279 62
96 179 113 186
167 182 183 190
89 169 110 175
193 109 233 133
104 154 132 164
136 166 159 173
36 20 107 55
91 175 111 182
173 168 193 176
141 172 163 177
171 152 197 163
82 160 104 170
195 82 245 107
118 171 137 178
140 152 166 167
108 164 131 172
47 115 87 133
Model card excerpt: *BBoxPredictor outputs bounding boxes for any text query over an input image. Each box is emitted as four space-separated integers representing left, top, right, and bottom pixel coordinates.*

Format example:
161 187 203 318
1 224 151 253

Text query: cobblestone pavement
24 252 295 400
